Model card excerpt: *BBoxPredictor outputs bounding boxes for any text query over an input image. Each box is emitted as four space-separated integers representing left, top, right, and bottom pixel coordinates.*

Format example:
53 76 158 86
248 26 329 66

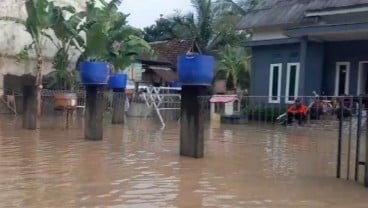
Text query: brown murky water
0 115 368 208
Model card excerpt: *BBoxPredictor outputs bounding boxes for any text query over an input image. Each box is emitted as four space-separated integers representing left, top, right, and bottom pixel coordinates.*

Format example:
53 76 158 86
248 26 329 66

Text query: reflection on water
0 115 368 208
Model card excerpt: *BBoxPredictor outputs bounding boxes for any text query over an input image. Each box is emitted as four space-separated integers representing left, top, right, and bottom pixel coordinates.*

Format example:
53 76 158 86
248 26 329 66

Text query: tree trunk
32 55 43 129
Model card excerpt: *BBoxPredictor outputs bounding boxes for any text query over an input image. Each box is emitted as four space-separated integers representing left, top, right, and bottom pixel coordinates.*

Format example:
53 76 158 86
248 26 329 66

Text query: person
309 96 323 120
335 96 352 119
287 98 308 125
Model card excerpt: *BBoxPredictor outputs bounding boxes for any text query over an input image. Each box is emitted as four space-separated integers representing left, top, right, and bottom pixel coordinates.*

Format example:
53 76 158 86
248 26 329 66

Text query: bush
246 107 285 122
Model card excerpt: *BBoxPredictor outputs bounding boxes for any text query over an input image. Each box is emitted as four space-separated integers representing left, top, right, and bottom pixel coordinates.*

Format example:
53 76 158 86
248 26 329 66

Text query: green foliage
142 0 259 53
81 0 152 71
217 44 250 90
46 4 85 90
247 107 284 122
143 16 178 42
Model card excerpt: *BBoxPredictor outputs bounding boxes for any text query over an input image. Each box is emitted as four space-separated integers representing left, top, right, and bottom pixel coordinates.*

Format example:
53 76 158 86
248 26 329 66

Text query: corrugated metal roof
238 0 368 29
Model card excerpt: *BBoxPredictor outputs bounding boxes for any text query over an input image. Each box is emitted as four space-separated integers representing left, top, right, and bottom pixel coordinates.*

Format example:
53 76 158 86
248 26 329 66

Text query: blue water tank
80 62 109 85
109 73 128 89
177 54 214 86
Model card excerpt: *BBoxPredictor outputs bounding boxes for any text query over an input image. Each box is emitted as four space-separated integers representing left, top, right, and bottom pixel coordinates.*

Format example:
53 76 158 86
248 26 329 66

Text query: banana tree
46 3 85 90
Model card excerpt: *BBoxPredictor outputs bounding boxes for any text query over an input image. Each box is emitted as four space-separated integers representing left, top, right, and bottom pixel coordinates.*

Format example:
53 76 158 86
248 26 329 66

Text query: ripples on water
0 115 367 208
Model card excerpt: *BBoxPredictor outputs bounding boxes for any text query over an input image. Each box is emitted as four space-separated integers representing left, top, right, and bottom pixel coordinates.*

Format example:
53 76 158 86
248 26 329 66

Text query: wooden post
22 86 38 130
85 86 104 141
111 89 126 124
180 86 206 158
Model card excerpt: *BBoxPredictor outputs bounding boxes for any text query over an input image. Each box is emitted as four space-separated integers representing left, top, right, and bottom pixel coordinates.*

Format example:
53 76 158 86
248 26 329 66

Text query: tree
143 15 177 42
171 0 216 54
46 4 85 90
217 44 250 90
81 0 151 72
170 0 255 54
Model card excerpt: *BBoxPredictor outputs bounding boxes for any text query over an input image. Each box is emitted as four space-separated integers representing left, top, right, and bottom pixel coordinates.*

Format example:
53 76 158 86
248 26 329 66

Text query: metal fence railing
200 95 368 132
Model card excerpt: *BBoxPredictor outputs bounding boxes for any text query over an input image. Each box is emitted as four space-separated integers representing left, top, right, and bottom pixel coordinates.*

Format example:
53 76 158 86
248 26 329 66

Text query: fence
203 95 367 131
3 89 368 130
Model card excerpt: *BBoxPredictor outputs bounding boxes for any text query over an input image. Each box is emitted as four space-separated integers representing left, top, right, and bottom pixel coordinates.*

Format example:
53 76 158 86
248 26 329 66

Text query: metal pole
265 103 268 124
258 100 261 126
355 97 362 181
337 99 343 178
365 98 368 187
347 96 353 180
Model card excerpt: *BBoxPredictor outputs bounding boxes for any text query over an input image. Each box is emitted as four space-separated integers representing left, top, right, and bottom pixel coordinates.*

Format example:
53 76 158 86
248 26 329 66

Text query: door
335 62 350 96
358 61 368 95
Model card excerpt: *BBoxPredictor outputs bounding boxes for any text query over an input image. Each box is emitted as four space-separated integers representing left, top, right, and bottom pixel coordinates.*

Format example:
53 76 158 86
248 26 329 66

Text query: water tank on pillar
177 54 215 86
109 73 128 89
80 62 109 85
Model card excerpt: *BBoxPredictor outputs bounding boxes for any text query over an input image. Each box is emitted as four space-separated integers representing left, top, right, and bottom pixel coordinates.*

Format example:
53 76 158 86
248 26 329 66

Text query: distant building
239 0 368 104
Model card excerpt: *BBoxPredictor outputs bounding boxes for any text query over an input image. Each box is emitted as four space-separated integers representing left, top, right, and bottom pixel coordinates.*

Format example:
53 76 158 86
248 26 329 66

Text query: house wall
126 62 143 81
250 41 325 106
323 40 368 96
304 42 324 96
252 28 288 41
0 0 85 94
250 43 300 104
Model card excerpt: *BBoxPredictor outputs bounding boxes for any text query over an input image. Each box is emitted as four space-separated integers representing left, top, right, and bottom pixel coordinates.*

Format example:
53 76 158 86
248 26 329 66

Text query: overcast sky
119 0 193 29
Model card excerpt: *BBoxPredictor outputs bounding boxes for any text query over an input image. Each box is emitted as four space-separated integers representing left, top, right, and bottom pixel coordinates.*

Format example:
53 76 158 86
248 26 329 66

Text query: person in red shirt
287 98 308 125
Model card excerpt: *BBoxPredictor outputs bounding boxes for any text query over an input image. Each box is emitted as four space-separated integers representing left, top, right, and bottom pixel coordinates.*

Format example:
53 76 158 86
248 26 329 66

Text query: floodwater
0 115 368 208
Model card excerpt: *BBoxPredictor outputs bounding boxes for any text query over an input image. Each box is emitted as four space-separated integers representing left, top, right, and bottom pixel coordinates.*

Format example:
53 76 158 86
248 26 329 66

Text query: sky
119 0 193 29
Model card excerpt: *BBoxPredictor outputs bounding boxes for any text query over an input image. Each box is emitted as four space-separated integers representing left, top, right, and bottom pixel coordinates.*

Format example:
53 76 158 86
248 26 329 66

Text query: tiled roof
139 39 198 69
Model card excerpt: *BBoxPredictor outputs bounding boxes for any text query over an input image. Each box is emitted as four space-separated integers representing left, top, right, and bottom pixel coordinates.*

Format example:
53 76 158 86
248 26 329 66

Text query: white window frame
285 63 300 104
357 61 368 95
334 62 350 96
268 63 282 103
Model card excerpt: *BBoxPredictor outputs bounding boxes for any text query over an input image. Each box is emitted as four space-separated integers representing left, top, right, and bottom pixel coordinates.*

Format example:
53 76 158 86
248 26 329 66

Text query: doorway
358 61 368 95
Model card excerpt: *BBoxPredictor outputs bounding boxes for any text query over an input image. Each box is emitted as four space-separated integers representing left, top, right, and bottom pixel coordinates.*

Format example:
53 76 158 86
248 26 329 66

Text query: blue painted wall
304 42 324 96
323 40 368 96
250 44 300 98
250 42 324 105
250 40 368 102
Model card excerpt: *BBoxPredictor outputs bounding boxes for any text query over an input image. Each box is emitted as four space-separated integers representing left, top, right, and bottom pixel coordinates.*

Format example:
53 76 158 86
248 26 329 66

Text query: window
268 64 282 103
358 61 368 95
335 62 350 96
285 63 300 103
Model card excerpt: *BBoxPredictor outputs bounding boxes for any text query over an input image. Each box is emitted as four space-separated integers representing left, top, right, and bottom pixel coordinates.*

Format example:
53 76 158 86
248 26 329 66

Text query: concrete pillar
22 85 38 130
85 86 105 141
111 89 126 124
180 86 207 158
